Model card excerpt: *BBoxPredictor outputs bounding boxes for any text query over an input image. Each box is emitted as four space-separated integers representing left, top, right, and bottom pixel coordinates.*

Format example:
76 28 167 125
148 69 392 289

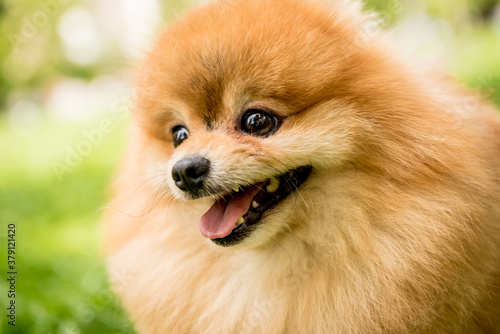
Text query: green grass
451 25 500 106
0 115 135 334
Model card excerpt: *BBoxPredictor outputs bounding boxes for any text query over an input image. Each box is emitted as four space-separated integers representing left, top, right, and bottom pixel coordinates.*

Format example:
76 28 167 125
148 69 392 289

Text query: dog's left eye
172 125 189 147
241 109 279 137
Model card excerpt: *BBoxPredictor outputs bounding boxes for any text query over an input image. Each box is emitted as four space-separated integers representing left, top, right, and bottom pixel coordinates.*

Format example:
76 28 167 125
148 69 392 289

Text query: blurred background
0 0 499 333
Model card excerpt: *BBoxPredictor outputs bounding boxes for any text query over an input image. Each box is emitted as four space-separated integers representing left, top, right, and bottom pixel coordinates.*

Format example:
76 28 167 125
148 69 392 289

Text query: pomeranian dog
105 0 500 333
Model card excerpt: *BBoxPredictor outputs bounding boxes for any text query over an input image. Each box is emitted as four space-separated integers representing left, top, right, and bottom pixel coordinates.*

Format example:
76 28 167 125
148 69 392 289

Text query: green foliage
451 26 500 106
0 115 136 334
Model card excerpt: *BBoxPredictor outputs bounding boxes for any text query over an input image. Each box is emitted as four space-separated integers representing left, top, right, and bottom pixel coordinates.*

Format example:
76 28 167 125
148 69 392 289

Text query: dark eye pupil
242 110 277 137
172 126 189 147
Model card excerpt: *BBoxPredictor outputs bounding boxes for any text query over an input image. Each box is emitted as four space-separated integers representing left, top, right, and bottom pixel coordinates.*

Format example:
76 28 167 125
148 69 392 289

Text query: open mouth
199 165 312 247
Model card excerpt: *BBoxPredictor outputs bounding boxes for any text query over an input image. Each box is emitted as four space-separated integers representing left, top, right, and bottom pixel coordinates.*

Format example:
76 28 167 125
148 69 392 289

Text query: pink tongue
200 186 261 239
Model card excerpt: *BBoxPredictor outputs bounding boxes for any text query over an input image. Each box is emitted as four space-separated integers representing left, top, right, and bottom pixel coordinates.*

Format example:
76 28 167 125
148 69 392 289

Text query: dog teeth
236 217 245 226
266 177 280 193
252 200 260 209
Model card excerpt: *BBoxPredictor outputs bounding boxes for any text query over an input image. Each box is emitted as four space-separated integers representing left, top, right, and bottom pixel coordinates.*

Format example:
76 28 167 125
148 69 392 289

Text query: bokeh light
58 7 102 66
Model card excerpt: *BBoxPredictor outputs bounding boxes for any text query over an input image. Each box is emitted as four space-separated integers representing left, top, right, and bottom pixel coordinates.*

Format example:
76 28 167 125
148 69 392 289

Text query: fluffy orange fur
105 0 500 333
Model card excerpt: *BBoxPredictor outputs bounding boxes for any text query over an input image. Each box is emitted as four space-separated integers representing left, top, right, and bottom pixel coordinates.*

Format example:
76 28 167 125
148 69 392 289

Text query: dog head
132 0 422 248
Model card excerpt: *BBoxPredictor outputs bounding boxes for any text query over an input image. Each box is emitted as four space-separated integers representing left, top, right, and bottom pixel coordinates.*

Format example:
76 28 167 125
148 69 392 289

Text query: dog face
132 0 404 248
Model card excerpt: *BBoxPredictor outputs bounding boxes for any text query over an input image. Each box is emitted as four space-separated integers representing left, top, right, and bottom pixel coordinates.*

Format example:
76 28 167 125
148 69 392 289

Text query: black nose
172 156 211 195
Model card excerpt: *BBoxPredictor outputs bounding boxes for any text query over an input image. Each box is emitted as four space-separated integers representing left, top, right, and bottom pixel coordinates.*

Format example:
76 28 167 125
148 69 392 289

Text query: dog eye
241 109 279 137
172 125 189 147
